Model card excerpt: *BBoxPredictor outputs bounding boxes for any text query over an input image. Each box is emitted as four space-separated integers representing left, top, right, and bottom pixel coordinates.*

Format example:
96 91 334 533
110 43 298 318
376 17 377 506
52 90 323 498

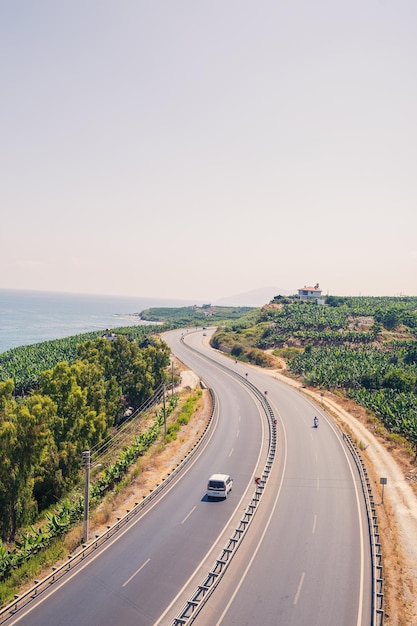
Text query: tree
0 381 54 540
0 333 172 539
77 335 170 408
39 361 109 488
404 342 417 365
375 307 400 331
382 369 416 393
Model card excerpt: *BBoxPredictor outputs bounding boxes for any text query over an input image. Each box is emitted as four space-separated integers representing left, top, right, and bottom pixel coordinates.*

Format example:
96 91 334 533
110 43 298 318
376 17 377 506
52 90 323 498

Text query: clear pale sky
1 1 416 302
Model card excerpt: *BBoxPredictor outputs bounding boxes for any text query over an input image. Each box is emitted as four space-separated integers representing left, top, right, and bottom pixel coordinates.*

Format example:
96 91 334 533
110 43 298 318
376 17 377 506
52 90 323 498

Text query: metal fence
343 433 384 626
172 379 277 625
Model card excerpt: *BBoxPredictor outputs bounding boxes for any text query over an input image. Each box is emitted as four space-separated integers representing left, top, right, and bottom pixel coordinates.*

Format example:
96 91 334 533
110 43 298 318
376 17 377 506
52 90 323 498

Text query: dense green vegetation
139 305 254 325
0 392 181 587
0 306 252 596
0 334 170 542
0 324 165 394
209 308 274 366
2 294 417 597
211 296 417 452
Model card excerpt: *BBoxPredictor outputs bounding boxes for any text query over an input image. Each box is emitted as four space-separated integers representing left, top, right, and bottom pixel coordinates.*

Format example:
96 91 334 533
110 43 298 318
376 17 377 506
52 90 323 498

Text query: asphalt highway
3 327 371 626
4 331 270 626
177 328 372 625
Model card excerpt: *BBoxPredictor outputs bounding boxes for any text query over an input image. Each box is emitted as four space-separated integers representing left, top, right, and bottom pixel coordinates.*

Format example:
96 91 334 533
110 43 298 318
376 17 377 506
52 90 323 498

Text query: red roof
299 285 322 292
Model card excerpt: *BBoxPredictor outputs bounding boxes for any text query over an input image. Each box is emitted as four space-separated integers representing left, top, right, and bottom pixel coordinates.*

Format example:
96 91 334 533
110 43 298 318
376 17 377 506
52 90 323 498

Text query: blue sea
0 289 196 354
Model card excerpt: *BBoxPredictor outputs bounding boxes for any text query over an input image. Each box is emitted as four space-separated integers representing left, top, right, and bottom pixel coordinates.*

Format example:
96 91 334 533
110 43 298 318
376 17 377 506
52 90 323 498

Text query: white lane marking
316 477 320 491
229 447 234 457
122 558 150 587
236 429 240 438
293 571 305 605
215 405 287 625
181 506 196 524
303 401 365 626
312 514 317 534
344 446 365 626
154 391 268 626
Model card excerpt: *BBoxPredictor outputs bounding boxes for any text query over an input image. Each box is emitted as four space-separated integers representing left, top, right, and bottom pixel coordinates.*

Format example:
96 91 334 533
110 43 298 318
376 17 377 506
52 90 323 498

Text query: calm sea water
0 289 195 354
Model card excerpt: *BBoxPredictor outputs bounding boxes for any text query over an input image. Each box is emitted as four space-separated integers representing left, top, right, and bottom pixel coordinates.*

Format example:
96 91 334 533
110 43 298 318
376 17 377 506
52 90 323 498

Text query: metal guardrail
172 376 277 625
182 336 384 623
176 335 385 624
343 433 384 626
0 388 217 624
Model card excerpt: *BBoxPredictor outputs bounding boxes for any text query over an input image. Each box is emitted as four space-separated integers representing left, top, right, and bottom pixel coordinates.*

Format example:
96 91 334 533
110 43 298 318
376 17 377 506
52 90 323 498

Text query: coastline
0 290 168 354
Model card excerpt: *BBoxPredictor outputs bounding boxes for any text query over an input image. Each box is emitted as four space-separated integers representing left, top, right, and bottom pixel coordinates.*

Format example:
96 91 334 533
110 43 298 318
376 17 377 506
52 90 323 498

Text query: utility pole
163 384 167 436
82 450 91 543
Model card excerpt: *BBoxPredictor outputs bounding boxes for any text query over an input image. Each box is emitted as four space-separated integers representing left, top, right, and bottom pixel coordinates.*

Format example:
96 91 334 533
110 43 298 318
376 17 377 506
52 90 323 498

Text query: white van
206 473 233 500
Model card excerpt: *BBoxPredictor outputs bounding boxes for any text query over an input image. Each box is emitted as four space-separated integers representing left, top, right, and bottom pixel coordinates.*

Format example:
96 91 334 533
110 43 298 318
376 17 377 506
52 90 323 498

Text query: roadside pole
380 477 387 504
82 450 91 543
163 384 167 437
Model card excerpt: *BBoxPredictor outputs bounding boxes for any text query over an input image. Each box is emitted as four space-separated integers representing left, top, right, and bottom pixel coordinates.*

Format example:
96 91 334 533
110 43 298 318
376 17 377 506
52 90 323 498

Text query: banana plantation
0 324 162 394
212 295 417 451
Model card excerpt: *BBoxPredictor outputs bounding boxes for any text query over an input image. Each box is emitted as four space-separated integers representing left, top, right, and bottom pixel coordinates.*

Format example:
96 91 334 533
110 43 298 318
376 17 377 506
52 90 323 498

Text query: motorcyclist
313 416 319 428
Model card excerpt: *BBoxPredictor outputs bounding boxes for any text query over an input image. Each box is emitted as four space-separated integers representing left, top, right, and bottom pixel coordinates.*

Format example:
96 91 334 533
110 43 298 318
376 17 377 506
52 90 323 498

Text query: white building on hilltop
298 283 325 304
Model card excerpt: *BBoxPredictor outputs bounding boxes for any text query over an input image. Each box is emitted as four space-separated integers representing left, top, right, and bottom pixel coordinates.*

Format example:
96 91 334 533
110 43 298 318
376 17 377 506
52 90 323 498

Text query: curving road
2 327 372 626
174 328 372 625
3 332 269 626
